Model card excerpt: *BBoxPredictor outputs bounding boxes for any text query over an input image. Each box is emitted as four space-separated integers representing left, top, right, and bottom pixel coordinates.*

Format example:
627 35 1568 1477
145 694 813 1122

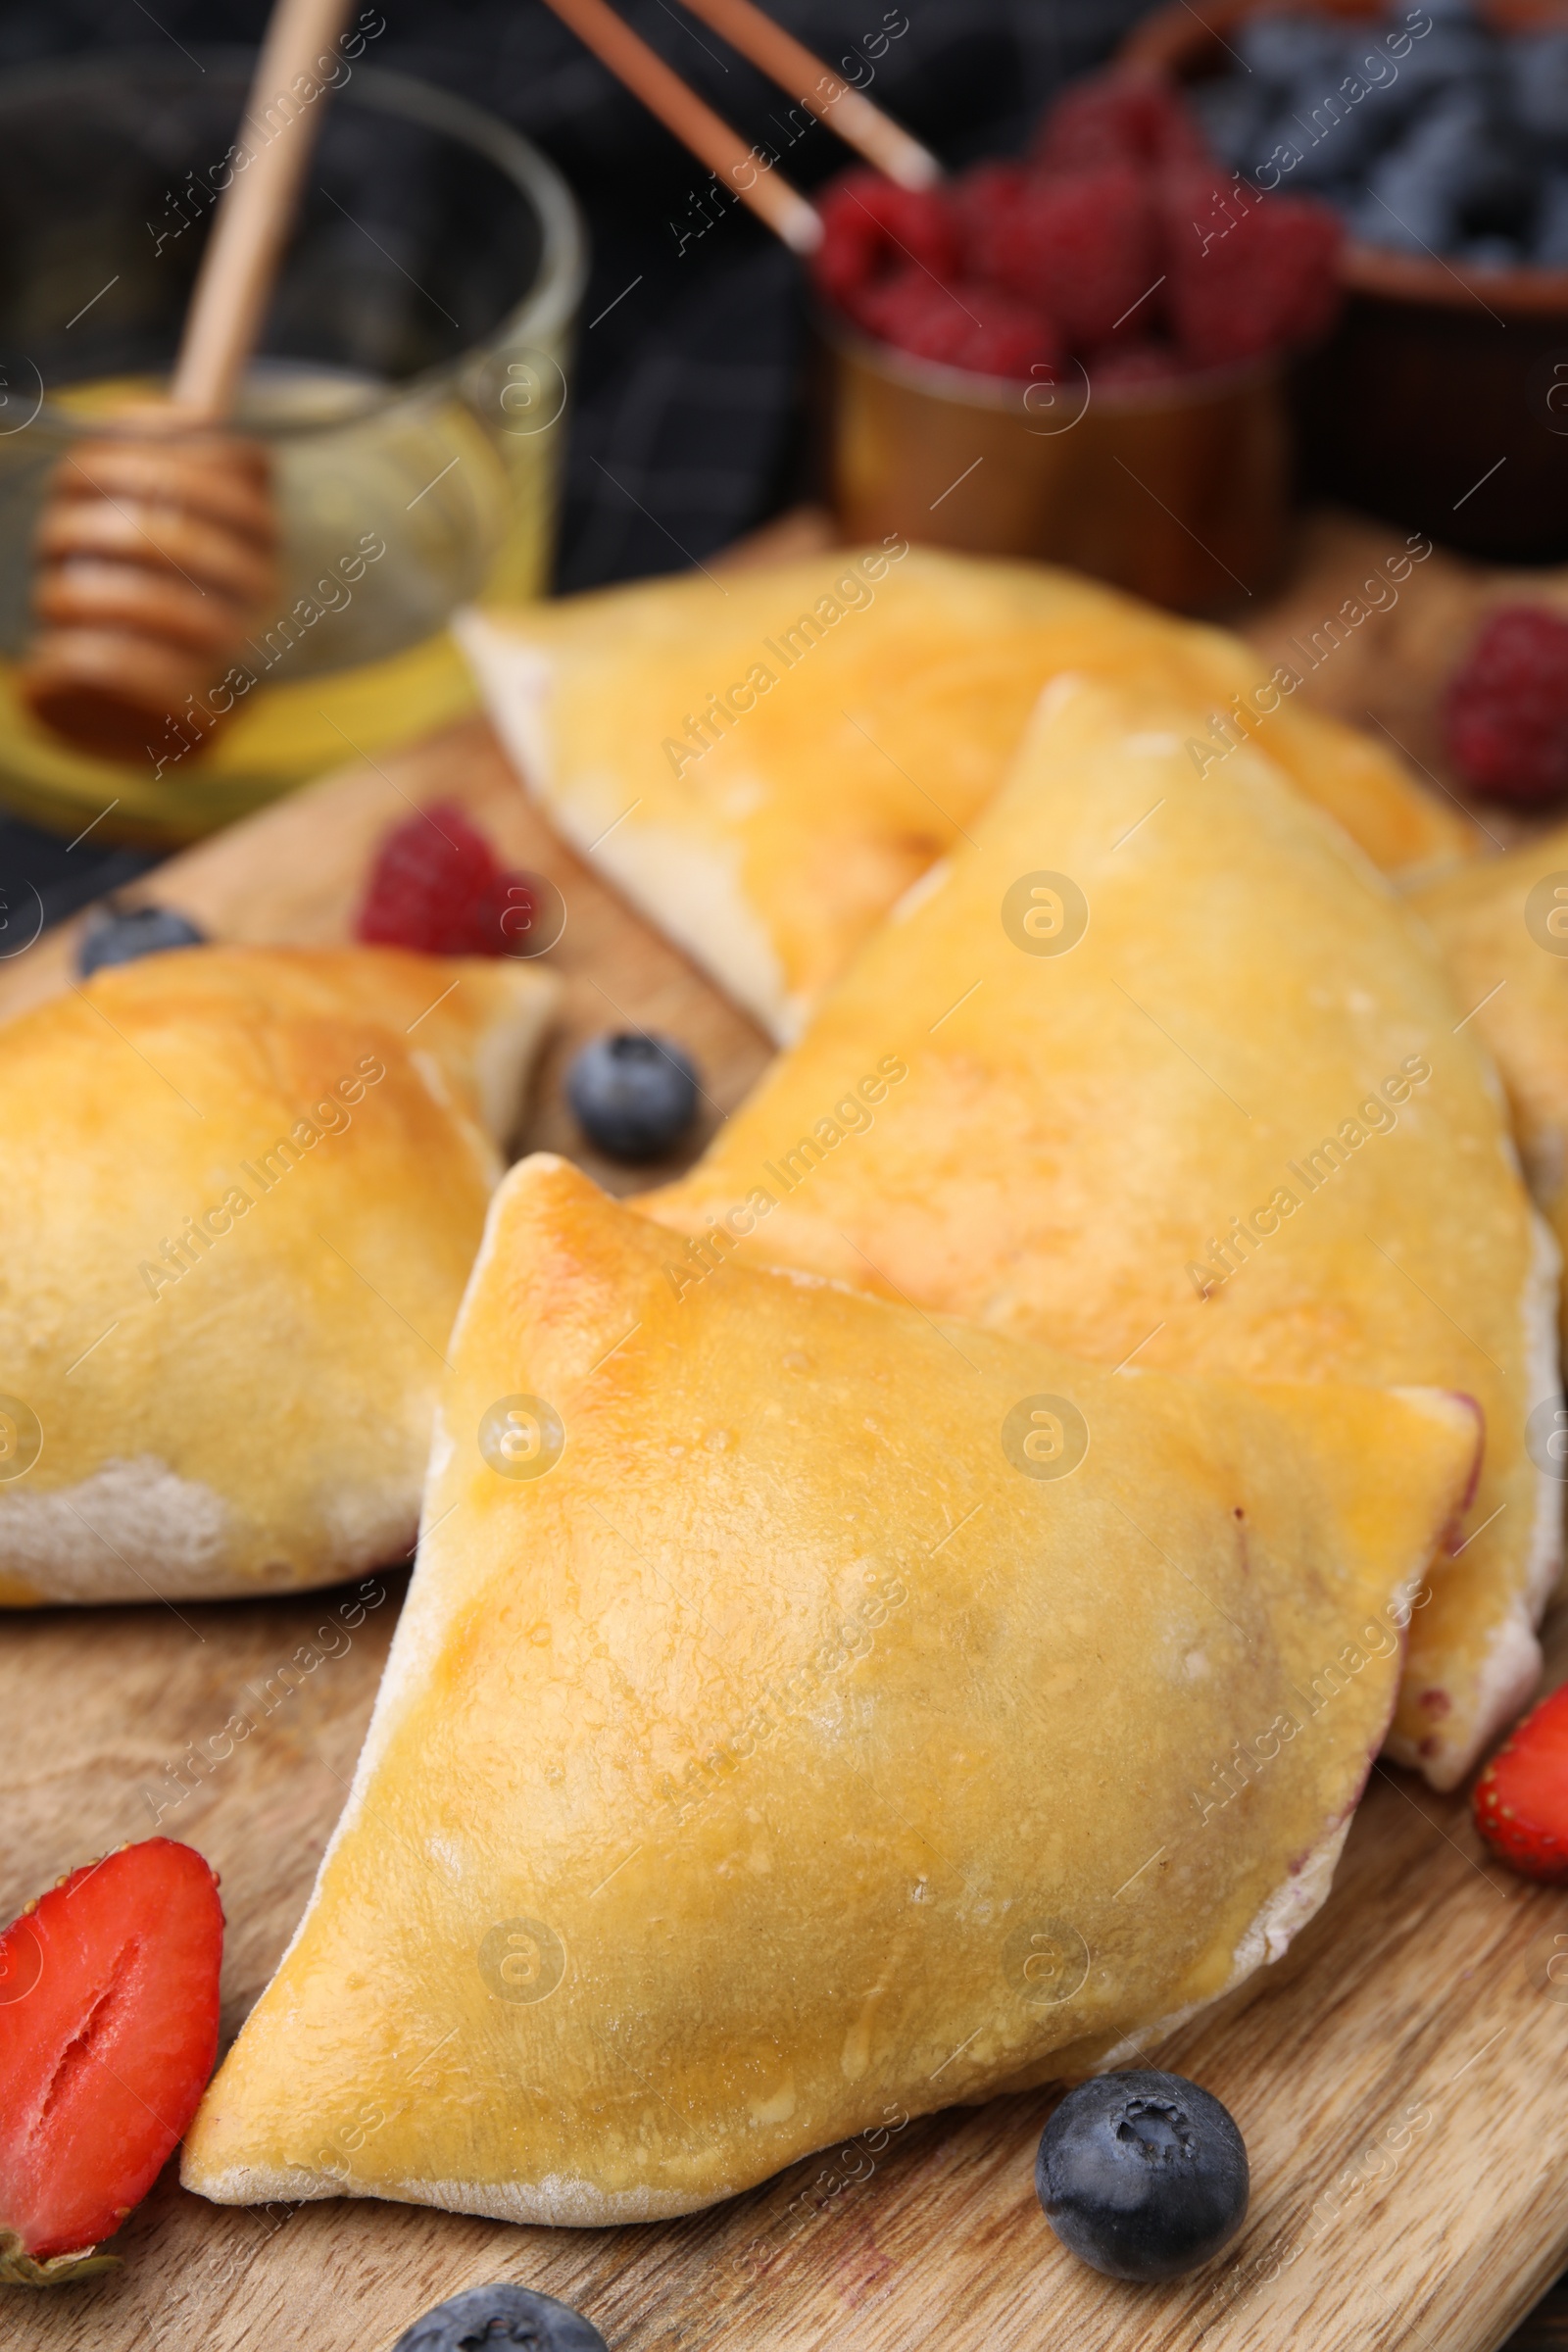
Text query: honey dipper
21 0 356 766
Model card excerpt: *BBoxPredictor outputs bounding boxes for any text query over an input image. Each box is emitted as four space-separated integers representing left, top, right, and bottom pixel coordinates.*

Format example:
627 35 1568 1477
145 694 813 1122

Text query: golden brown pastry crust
647 678 1554 1790
462 549 1475 1039
1415 825 1568 1267
182 1155 1476 2226
0 946 557 1603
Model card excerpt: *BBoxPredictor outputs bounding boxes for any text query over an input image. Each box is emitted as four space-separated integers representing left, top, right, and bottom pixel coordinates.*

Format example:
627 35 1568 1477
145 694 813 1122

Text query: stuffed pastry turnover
183 1154 1477 2226
0 947 557 1605
647 677 1555 1790
1415 825 1568 1347
460 549 1473 1041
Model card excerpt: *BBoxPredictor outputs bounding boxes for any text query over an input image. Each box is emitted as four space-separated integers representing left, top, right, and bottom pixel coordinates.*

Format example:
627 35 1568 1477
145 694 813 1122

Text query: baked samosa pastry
647 678 1555 1790
1415 824 1568 1345
0 947 557 1605
460 549 1473 1041
183 1154 1479 2225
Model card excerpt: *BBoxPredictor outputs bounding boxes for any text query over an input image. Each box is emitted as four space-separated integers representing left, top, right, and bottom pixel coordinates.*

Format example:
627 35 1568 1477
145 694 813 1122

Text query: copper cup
819 314 1289 617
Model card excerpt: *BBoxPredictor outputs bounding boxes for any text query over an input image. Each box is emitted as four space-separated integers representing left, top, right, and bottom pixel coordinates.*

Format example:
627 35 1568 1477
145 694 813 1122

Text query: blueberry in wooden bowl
1123 0 1568 561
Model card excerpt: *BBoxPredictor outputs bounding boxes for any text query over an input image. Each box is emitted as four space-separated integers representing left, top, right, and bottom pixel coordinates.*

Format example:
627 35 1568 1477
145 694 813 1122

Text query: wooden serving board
4 513 1568 2352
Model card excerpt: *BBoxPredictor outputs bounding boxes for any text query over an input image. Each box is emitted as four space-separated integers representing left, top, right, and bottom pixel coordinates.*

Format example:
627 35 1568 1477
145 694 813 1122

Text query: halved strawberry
1473 1683 1568 1882
0 1839 222 2285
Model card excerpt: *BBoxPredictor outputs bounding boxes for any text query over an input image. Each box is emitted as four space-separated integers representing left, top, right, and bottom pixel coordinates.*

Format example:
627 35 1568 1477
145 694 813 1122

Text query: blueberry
77 905 206 977
1509 31 1568 148
1457 233 1523 266
1237 14 1344 92
565 1031 700 1162
1359 96 1531 250
1257 88 1380 187
391 2283 608 2352
1035 2068 1249 2283
1357 144 1462 251
1394 21 1503 99
1411 0 1480 25
1536 175 1568 263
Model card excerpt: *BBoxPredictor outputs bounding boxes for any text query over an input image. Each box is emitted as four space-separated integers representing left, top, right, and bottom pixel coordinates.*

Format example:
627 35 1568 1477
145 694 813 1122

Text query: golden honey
0 353 568 843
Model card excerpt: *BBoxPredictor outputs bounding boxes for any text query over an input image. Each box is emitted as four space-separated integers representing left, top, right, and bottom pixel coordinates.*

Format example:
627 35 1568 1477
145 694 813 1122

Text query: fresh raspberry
812 170 960 317
1444 605 1568 804
1035 72 1213 174
1086 338 1189 391
357 803 542 956
985 164 1157 349
1161 172 1343 366
956 293 1064 380
952 162 1031 281
854 265 943 350
858 266 1062 379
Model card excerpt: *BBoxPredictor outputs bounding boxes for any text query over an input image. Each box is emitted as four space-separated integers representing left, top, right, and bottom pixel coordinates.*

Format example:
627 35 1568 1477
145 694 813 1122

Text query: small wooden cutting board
4 511 1568 2352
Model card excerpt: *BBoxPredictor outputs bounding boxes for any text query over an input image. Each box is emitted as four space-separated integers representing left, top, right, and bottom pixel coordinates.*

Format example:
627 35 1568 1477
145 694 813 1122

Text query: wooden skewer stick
537 0 823 252
173 0 359 417
676 0 940 189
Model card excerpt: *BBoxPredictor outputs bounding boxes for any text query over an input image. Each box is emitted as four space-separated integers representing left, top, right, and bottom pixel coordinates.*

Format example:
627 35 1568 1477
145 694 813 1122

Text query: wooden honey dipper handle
173 0 360 418
20 0 358 762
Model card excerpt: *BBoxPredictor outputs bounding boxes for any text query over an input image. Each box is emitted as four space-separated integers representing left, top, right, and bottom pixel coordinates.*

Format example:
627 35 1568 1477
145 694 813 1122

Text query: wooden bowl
1121 0 1568 562
818 316 1289 617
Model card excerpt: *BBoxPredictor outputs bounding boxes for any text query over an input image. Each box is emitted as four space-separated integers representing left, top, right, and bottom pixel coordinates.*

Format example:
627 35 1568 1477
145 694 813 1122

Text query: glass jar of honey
0 51 586 843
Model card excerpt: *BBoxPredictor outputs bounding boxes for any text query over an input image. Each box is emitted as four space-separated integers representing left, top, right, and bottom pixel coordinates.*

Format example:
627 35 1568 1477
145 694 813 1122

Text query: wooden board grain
4 511 1568 2352
5 1582 1568 2352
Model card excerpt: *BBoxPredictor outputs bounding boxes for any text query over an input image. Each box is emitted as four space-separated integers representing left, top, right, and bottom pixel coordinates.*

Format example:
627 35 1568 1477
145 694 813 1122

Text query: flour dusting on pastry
0 1458 230 1604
